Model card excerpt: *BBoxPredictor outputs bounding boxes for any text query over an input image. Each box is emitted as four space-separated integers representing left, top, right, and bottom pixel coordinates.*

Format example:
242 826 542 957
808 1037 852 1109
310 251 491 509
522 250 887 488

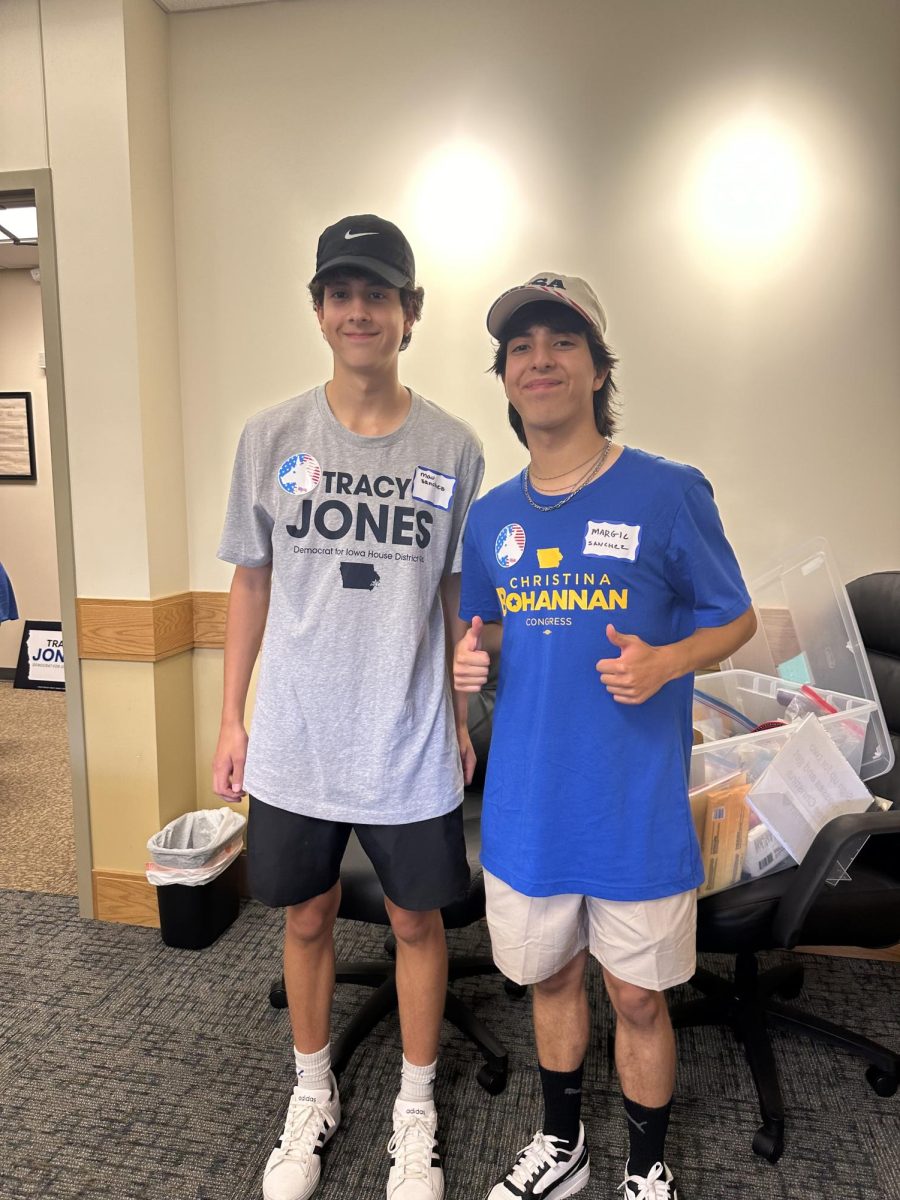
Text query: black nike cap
311 214 416 289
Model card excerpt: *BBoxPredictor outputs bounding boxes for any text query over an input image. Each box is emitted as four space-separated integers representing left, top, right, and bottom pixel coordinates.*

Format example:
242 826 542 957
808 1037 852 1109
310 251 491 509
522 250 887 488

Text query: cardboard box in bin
691 775 751 897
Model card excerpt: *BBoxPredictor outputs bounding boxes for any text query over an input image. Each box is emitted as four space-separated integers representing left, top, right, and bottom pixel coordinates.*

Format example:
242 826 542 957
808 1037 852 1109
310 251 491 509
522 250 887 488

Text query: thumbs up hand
595 622 672 705
454 616 491 693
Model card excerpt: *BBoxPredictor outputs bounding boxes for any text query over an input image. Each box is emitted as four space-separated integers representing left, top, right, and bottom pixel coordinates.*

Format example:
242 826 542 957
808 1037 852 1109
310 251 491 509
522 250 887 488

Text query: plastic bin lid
725 536 894 781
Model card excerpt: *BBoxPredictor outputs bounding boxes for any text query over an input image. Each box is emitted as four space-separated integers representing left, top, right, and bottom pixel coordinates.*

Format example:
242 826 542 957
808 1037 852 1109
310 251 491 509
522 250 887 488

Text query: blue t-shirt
460 447 751 901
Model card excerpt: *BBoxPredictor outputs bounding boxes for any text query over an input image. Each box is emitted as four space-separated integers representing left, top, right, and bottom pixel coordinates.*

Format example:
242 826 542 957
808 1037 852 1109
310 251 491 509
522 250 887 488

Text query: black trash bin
156 856 241 950
147 809 245 950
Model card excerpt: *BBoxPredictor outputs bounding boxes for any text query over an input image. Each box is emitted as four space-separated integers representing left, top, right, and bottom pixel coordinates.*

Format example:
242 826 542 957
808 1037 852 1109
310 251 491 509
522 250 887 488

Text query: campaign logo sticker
583 520 641 562
495 523 526 567
411 465 457 511
278 453 322 495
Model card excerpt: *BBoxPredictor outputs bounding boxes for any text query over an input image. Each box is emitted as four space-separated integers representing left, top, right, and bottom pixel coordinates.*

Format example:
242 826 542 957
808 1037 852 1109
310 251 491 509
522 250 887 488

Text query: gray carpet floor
1 889 898 1200
0 681 77 895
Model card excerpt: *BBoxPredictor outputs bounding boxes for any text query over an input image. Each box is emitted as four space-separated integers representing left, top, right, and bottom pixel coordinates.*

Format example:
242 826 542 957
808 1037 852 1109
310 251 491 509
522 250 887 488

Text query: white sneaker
618 1160 678 1200
486 1124 590 1199
386 1098 444 1200
262 1073 340 1200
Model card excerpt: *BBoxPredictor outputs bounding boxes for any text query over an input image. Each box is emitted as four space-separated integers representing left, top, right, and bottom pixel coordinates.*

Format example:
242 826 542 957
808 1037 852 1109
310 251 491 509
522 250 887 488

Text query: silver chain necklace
530 448 603 482
521 437 612 512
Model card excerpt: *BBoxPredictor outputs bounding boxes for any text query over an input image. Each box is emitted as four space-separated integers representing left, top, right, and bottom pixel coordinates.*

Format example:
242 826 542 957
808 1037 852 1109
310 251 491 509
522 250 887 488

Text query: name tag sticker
583 520 641 562
412 465 457 511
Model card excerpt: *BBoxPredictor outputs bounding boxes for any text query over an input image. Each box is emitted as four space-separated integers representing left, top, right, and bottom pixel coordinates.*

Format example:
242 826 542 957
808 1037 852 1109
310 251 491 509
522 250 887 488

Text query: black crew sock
623 1094 672 1178
539 1062 584 1150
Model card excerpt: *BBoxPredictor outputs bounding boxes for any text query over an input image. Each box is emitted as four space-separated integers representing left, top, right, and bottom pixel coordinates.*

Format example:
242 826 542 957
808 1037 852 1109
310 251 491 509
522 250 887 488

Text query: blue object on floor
0 561 18 622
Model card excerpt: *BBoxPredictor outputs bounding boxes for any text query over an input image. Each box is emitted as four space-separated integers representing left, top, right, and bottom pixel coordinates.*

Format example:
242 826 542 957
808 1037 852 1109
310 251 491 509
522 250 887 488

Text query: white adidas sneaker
386 1097 444 1200
262 1072 340 1200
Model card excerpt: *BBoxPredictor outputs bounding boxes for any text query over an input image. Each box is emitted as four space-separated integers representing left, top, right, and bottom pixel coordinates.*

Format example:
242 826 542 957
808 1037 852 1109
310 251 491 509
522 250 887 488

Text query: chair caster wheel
269 980 288 1009
477 1064 508 1095
866 1065 898 1097
752 1126 784 1163
504 979 527 999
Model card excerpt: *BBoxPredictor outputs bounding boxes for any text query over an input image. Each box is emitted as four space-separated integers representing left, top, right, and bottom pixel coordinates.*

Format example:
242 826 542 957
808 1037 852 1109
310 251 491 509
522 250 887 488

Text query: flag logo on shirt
495 523 526 567
278 453 322 495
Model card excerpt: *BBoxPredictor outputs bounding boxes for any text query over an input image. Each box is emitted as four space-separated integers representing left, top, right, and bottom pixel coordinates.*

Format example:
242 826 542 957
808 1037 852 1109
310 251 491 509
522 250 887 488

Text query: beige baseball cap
486 273 608 339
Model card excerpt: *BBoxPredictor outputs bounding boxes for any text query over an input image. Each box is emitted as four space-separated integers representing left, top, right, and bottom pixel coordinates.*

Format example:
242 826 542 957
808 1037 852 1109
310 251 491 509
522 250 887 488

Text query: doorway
0 169 93 916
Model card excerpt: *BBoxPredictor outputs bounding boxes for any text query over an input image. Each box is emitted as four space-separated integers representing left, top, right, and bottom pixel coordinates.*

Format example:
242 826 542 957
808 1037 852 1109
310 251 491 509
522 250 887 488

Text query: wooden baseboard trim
796 943 900 963
92 854 248 926
92 868 160 928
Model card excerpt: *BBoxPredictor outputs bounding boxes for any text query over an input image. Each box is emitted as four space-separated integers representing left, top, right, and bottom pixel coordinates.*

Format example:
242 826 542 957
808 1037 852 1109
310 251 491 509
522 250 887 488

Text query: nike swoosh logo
344 231 377 239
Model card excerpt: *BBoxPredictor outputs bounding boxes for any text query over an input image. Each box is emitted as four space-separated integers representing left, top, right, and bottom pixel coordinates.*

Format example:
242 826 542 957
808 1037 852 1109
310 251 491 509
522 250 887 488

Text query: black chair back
847 571 900 802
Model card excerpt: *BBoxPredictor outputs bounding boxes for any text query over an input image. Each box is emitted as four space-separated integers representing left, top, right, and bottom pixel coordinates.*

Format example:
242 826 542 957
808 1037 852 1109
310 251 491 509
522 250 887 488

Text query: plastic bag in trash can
146 808 246 887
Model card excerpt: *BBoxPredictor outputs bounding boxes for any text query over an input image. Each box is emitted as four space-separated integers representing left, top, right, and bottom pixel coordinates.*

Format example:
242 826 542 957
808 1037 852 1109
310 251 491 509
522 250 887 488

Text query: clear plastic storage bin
694 537 893 784
689 538 894 896
690 670 877 792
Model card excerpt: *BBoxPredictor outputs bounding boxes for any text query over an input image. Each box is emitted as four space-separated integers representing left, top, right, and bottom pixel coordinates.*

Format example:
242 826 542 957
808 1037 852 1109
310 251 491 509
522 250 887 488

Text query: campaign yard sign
15 621 66 691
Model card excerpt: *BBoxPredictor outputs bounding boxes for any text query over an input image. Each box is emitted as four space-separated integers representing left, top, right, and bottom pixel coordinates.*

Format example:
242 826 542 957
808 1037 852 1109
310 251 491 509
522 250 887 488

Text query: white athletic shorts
483 870 697 991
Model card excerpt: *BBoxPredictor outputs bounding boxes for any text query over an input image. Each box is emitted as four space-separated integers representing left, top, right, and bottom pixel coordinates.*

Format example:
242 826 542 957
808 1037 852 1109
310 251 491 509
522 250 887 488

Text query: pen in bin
779 683 865 743
800 684 838 714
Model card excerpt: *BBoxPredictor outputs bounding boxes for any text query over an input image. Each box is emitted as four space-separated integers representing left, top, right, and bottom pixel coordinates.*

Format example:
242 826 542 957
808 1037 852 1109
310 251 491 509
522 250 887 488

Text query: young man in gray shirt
214 215 484 1200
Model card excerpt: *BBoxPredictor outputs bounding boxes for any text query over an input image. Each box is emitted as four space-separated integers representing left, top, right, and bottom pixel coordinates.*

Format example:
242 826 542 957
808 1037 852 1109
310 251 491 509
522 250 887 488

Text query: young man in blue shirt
455 274 756 1200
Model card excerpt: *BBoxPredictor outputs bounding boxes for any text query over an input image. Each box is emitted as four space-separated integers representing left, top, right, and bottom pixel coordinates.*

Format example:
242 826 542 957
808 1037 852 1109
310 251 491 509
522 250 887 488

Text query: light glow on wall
685 115 816 275
409 140 518 266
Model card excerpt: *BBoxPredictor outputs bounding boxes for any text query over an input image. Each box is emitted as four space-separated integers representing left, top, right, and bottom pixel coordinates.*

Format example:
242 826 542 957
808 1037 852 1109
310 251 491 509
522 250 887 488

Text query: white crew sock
398 1054 437 1104
293 1043 332 1093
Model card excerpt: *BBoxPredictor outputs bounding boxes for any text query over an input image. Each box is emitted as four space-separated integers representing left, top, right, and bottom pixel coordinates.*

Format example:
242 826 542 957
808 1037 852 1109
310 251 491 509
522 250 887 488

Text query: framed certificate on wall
0 391 37 482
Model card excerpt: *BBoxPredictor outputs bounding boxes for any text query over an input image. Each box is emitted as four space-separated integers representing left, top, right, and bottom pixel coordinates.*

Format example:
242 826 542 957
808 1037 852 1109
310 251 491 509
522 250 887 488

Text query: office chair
847 571 900 801
269 679 521 1095
670 570 900 1163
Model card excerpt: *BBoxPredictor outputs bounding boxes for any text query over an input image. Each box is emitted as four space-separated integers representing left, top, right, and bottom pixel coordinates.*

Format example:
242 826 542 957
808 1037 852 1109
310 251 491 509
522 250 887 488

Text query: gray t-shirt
218 385 484 823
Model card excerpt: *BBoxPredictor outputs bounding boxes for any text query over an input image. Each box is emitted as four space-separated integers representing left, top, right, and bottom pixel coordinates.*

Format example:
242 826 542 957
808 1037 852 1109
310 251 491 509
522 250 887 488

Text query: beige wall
0 269 60 669
83 654 197 874
170 0 900 600
41 0 154 598
0 0 47 172
193 648 251 820
123 0 190 598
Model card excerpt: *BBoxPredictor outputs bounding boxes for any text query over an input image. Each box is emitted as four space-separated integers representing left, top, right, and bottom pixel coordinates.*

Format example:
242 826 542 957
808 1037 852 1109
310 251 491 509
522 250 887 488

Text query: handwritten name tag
583 520 641 561
412 465 457 511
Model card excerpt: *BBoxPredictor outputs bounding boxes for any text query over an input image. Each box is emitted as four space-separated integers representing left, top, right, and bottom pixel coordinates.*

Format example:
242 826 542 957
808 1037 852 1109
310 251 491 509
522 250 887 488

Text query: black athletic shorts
246 795 470 911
